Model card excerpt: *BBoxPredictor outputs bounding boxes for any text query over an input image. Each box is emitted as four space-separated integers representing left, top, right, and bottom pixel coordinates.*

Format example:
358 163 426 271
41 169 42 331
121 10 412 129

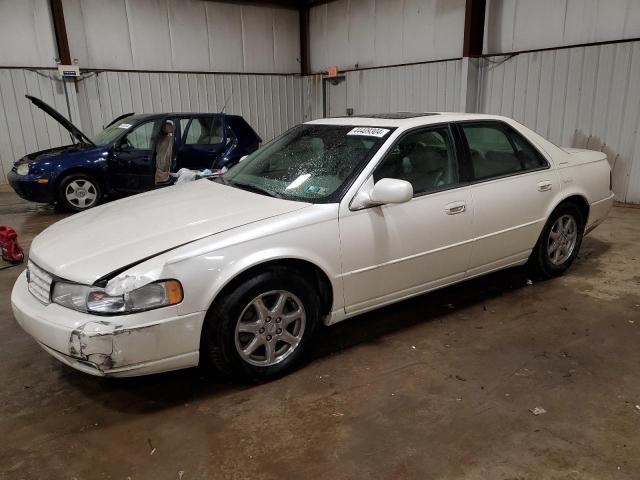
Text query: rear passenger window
462 123 547 181
185 116 223 145
511 131 548 170
373 126 459 195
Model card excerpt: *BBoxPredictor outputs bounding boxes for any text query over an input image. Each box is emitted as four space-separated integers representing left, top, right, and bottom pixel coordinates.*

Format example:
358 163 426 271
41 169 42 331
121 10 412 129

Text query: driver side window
123 121 157 150
373 126 459 196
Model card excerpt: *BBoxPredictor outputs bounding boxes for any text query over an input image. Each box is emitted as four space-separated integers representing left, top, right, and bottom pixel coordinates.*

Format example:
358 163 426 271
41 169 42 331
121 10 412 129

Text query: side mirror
351 178 413 210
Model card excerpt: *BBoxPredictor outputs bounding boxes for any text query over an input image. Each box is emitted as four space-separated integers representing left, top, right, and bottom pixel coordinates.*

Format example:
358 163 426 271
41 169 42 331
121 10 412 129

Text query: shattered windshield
221 124 393 202
93 122 131 145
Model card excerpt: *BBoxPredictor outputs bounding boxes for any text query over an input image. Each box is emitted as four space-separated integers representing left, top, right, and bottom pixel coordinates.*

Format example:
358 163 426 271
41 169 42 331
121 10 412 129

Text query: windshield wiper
225 179 282 198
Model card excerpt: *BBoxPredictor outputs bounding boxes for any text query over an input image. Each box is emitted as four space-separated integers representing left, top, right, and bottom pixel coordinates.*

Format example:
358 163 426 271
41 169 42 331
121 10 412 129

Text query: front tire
530 202 585 278
200 266 320 381
58 173 101 212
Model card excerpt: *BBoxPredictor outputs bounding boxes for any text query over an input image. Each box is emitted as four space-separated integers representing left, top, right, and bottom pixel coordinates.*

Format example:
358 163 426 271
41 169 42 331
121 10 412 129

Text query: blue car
8 95 261 211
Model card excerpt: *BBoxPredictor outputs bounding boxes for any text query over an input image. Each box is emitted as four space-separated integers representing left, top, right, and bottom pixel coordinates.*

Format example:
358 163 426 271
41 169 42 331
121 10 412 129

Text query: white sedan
11 113 614 379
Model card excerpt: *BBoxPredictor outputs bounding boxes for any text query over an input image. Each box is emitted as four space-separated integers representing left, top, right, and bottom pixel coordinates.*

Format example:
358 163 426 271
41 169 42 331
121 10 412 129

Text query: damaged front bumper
11 272 205 377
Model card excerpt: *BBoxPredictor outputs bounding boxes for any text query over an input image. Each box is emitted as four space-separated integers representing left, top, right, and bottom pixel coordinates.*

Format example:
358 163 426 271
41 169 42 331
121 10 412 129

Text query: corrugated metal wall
61 0 300 74
76 71 304 143
301 59 463 121
484 0 640 55
0 69 80 185
344 60 462 114
0 0 57 67
309 0 465 73
478 41 640 203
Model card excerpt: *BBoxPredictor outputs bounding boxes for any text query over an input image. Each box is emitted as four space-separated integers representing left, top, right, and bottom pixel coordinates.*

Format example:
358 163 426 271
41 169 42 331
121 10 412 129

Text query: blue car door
109 119 161 192
176 115 227 170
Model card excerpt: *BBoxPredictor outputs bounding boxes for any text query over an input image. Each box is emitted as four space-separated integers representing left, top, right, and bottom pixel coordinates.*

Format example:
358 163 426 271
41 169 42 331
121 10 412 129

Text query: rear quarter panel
505 119 613 227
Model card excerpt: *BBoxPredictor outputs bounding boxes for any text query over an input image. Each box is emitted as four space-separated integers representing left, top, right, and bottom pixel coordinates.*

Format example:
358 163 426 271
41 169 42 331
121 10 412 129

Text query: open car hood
25 95 95 147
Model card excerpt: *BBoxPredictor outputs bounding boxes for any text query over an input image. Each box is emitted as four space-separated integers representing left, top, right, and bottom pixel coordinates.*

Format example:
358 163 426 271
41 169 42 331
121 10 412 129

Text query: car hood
26 95 96 147
20 144 103 164
29 180 310 285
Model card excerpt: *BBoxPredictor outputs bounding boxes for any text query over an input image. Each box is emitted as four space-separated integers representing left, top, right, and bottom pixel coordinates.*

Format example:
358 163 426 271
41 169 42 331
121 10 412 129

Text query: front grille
27 261 53 304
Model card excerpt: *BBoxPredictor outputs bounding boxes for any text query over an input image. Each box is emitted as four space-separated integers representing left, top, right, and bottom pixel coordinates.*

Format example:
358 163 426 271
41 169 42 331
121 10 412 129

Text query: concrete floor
1 188 639 480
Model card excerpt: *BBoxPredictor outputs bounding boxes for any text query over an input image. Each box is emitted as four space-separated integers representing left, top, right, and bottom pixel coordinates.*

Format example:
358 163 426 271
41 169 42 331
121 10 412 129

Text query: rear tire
530 202 585 278
200 266 320 381
57 173 101 212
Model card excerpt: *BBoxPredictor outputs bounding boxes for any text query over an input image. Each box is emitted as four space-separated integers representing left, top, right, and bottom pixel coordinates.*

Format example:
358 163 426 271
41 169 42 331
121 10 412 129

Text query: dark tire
200 266 320 381
530 202 585 278
57 173 102 212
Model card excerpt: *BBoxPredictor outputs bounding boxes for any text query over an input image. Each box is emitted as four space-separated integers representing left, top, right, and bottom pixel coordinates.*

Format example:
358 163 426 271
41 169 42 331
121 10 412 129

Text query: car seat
155 121 174 184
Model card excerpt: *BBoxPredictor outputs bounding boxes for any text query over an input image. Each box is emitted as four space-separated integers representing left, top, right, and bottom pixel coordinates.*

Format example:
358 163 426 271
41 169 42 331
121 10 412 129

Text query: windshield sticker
117 123 132 129
347 127 390 138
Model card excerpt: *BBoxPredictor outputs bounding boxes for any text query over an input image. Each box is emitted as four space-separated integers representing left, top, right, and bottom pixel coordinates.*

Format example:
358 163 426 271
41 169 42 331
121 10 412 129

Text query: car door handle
537 181 553 192
445 201 466 215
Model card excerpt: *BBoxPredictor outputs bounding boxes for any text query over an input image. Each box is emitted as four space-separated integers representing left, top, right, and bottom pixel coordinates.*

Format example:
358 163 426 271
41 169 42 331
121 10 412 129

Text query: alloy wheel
547 214 578 265
234 290 306 367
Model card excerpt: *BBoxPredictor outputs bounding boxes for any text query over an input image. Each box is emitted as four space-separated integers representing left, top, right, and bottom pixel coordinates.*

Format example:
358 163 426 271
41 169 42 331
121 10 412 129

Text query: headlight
16 163 30 175
52 280 183 314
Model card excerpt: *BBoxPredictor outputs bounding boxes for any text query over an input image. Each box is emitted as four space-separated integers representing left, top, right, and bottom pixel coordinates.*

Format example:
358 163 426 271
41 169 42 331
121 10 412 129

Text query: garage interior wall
303 59 462 119
309 0 466 73
484 0 640 55
60 0 300 74
75 72 303 150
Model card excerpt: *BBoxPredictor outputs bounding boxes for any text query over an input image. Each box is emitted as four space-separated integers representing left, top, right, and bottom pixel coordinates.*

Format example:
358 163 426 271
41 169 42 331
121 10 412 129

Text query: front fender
107 204 343 318
198 246 340 313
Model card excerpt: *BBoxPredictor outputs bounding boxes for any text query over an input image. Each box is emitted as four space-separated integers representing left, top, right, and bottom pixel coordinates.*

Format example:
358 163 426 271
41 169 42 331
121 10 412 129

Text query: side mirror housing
351 178 413 210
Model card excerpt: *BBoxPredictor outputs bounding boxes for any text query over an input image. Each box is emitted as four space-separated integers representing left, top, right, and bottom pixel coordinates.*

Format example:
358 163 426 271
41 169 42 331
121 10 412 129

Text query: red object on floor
0 225 24 264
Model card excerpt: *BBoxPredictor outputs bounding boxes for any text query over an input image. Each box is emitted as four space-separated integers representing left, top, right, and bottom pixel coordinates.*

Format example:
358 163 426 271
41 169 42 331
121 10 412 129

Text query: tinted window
222 124 391 202
186 116 223 145
374 126 459 195
462 122 547 180
123 121 157 150
511 131 548 170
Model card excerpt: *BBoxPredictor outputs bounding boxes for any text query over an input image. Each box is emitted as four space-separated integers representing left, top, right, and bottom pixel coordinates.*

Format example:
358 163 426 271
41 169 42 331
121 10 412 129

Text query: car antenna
220 93 232 115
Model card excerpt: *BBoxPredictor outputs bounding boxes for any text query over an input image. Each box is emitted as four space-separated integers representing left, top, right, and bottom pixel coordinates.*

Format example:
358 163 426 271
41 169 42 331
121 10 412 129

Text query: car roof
125 112 245 123
306 112 512 128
